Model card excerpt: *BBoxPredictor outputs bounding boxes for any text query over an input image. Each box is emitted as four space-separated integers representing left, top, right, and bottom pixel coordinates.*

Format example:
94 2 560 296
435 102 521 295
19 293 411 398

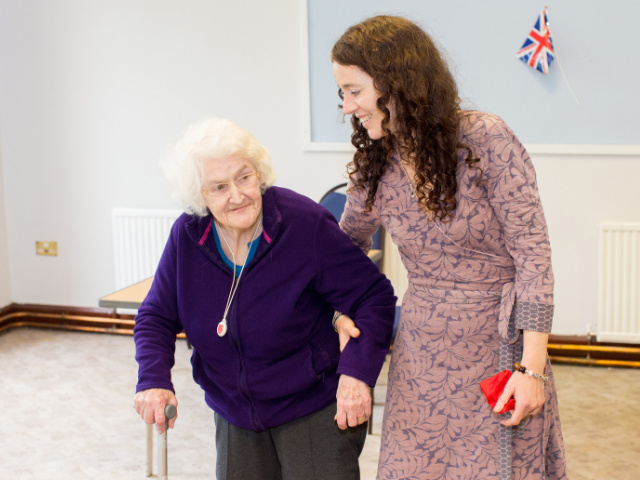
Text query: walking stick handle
164 404 177 428
158 404 177 479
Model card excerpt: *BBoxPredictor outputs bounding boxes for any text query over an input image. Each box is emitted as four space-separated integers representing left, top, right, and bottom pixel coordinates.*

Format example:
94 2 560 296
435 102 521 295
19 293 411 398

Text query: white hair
161 118 277 216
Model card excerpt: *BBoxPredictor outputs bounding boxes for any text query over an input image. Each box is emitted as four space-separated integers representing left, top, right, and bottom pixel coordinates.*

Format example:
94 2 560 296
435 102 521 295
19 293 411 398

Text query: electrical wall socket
36 241 58 256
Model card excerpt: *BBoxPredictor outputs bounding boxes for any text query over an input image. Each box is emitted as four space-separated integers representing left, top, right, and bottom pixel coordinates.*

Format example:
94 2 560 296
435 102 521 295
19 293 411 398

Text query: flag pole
546 8 581 106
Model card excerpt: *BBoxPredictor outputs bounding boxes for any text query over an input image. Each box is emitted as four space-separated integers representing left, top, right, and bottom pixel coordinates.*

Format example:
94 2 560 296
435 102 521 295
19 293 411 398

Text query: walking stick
158 404 177 480
146 423 153 476
144 404 177 478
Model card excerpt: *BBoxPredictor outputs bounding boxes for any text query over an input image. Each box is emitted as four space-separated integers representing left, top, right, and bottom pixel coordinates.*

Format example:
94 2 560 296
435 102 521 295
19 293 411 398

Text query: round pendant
217 319 227 337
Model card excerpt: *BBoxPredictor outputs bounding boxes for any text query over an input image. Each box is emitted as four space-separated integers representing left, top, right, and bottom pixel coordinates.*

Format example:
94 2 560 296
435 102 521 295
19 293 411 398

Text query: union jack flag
517 9 554 75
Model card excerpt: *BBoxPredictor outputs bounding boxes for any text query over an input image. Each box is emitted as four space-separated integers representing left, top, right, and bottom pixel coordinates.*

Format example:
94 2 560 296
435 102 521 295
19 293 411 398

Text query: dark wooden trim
0 303 13 318
1 303 639 363
0 302 136 335
1 302 135 319
548 334 640 362
0 303 198 343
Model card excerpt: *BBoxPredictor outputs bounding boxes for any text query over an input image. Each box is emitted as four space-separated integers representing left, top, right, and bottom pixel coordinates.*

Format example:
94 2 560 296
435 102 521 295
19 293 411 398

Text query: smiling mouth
358 115 372 127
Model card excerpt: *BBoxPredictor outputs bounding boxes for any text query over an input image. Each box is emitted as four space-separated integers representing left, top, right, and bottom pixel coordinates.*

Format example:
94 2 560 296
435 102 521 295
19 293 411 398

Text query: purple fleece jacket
134 186 396 431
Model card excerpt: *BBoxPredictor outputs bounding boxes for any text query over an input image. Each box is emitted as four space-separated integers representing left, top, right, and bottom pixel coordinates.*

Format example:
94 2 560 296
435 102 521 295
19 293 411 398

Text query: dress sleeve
482 119 554 333
338 180 382 254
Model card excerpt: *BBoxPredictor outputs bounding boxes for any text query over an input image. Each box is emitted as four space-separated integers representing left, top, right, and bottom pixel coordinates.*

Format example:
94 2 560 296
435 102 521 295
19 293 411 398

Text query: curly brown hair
331 15 479 221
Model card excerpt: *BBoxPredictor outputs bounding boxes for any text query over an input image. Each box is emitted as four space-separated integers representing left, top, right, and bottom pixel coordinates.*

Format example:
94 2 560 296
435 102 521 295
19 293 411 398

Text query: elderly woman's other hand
134 388 178 434
334 374 371 430
335 314 360 352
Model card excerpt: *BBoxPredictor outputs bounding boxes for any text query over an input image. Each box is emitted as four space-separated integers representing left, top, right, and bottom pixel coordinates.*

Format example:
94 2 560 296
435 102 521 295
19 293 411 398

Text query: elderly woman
133 118 396 480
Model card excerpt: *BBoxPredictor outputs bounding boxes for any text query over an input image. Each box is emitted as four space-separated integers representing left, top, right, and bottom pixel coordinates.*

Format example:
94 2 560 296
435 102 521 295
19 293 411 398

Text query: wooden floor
0 328 639 479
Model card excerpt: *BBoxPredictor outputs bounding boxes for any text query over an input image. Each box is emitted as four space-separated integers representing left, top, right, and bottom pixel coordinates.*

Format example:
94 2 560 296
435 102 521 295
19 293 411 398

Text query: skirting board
1 303 638 363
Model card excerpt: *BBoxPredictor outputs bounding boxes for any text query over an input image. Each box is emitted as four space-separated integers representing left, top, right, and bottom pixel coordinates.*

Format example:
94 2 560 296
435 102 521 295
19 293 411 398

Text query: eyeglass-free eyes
204 172 260 198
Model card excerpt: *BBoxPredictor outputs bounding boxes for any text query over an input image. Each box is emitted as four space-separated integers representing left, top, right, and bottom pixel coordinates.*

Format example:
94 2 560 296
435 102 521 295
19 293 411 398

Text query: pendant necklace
398 156 507 260
216 216 262 337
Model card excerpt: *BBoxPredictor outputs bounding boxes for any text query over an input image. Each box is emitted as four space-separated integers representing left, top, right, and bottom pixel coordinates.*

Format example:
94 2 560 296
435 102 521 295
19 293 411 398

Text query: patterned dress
340 112 568 480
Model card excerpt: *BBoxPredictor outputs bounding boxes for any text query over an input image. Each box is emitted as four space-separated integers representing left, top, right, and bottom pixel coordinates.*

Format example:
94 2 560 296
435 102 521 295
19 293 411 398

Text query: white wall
0 127 12 307
534 154 640 335
0 0 637 335
0 0 350 308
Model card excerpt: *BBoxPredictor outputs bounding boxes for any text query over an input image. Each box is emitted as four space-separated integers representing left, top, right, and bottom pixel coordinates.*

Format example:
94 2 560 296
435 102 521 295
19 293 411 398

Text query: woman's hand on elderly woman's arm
335 314 360 352
334 315 373 429
334 374 371 430
134 388 178 434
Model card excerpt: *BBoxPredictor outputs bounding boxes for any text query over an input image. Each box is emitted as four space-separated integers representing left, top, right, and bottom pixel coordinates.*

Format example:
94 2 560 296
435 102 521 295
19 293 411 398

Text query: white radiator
112 208 183 290
598 222 640 343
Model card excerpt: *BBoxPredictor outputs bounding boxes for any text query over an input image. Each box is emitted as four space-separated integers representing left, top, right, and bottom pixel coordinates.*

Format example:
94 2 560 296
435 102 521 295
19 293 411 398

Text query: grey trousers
214 402 367 480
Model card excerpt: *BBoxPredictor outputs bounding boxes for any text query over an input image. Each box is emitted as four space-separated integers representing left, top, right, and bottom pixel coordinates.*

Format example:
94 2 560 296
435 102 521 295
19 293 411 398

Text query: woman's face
332 62 394 140
201 154 262 234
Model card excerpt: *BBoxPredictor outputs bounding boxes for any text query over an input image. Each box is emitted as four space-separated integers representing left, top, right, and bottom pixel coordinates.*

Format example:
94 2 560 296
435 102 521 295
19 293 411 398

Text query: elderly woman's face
201 154 262 233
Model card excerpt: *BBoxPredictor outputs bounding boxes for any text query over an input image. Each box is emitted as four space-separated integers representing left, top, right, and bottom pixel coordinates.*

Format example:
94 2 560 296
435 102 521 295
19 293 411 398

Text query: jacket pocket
246 344 322 400
310 336 340 376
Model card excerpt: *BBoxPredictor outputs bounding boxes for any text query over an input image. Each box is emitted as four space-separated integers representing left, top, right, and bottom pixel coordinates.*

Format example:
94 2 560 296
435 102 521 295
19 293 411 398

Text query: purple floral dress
340 112 568 480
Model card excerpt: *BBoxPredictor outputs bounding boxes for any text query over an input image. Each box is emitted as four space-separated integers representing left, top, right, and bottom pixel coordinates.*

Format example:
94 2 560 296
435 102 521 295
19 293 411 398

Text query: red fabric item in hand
480 370 516 414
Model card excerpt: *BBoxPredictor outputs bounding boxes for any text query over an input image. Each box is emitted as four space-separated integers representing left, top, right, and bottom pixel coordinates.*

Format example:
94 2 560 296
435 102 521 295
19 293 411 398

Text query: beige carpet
0 328 638 479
